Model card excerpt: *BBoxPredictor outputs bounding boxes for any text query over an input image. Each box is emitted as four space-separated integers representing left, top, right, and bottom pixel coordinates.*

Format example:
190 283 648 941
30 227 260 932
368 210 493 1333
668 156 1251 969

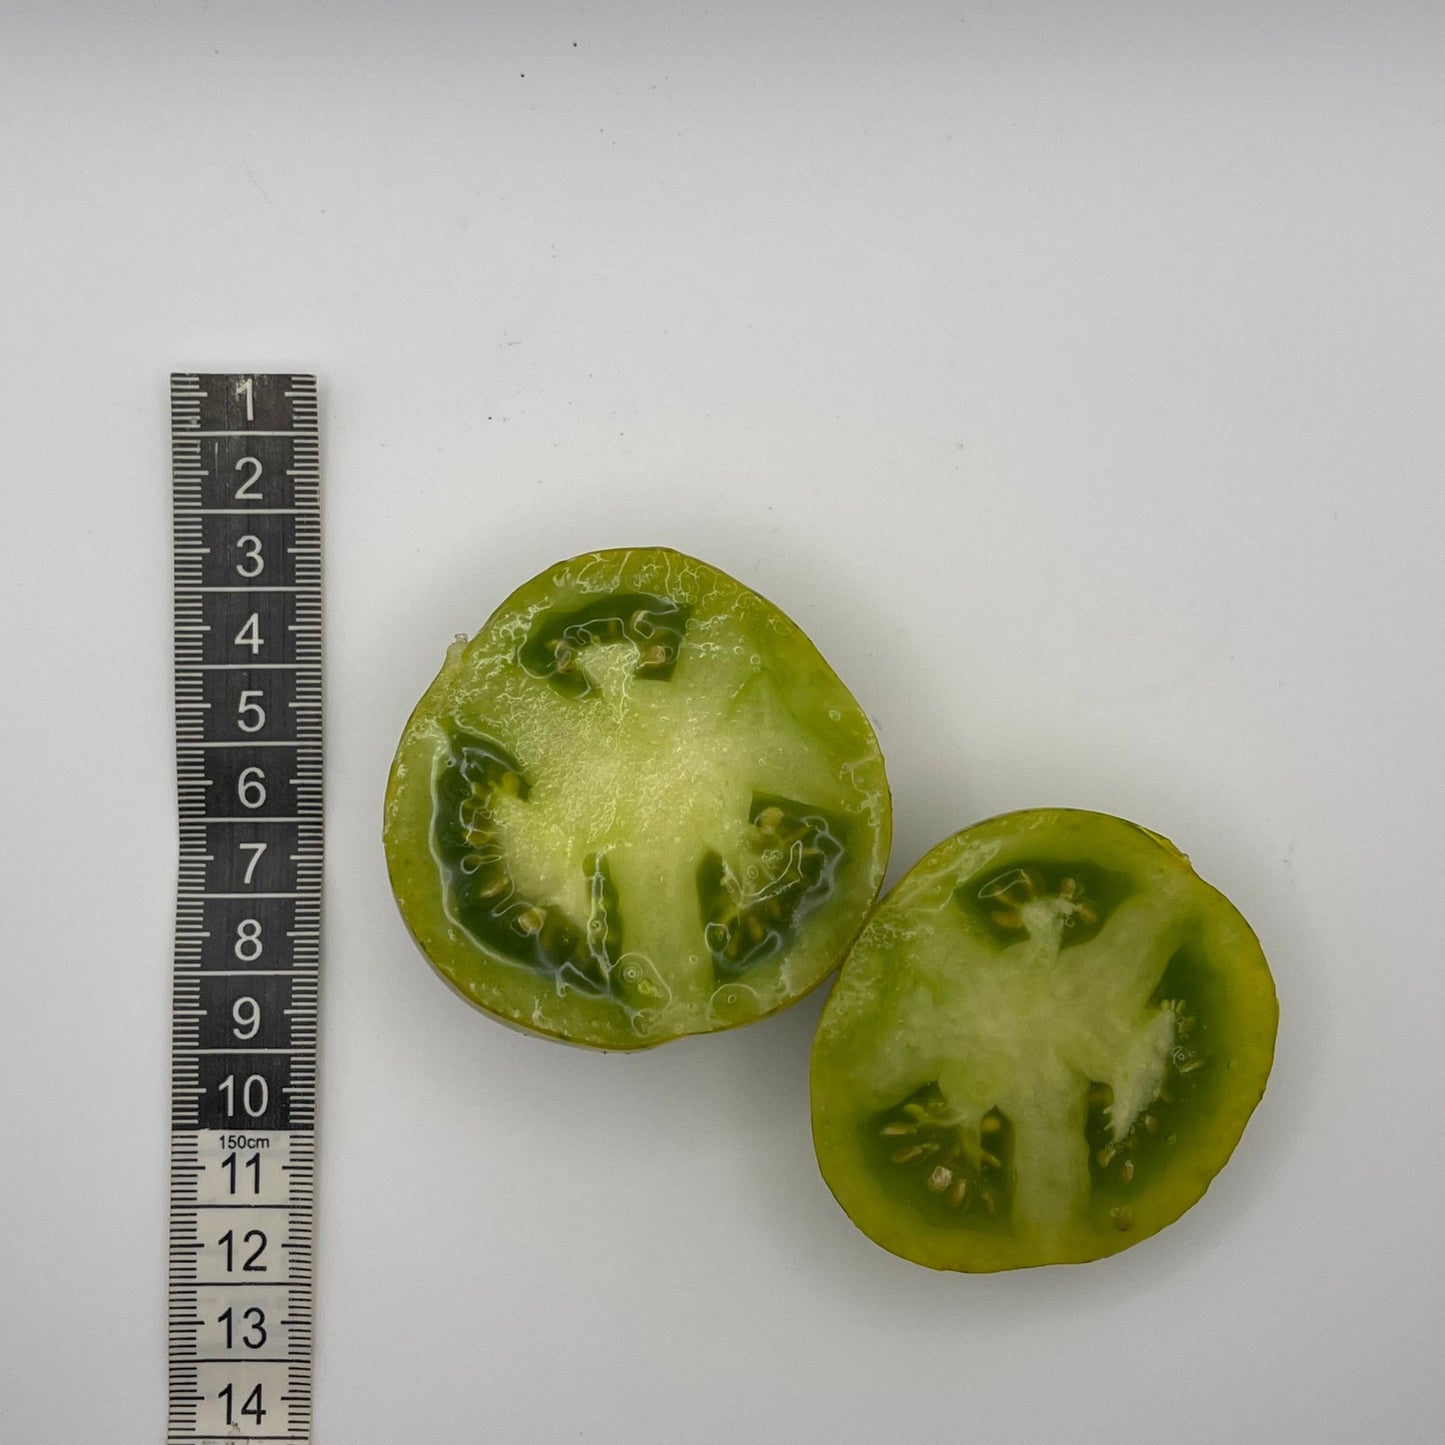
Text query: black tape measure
168 374 321 1443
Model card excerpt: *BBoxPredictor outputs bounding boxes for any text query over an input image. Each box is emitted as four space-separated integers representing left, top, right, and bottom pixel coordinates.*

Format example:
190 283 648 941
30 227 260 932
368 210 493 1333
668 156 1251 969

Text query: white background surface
2 4 1442 1442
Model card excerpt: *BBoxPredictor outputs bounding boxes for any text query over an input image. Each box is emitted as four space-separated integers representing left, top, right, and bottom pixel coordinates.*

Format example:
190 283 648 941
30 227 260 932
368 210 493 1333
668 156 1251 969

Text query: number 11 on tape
169 374 321 1443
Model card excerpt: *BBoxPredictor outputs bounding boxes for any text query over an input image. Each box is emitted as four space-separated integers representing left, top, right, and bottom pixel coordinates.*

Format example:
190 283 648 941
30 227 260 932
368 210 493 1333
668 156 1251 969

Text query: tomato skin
810 809 1277 1270
385 548 891 1050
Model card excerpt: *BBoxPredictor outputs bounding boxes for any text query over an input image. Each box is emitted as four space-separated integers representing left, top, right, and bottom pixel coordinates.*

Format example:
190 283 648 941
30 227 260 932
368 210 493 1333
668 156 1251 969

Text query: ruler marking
186 893 305 900
186 1203 306 1211
191 1048 308 1056
191 1357 295 1365
187 816 310 823
191 1280 303 1289
178 741 310 749
185 970 308 978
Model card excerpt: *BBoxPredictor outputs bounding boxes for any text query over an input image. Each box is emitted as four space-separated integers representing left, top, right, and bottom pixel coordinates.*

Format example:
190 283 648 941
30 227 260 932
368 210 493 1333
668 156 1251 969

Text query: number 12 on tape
169 374 321 1443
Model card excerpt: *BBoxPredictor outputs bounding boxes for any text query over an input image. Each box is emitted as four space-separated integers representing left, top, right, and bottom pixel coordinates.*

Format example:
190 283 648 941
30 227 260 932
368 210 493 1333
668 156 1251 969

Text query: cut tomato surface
385 548 891 1049
811 809 1277 1269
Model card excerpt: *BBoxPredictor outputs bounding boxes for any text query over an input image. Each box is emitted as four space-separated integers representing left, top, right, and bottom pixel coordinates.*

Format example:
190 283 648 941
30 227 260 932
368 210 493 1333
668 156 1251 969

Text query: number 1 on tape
169 374 321 1443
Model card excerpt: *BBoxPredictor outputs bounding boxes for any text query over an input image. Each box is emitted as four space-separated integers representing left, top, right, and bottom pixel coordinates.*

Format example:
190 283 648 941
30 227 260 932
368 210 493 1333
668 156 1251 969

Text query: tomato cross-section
810 809 1277 1269
385 548 892 1049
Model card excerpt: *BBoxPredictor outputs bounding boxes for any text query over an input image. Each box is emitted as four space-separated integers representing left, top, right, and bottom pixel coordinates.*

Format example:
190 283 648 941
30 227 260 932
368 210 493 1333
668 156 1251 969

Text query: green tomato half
385 547 892 1049
810 809 1277 1270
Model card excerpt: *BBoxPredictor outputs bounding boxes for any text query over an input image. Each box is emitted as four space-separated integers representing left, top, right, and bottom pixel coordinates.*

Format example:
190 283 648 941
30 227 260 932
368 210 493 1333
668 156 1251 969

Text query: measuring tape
168 374 321 1443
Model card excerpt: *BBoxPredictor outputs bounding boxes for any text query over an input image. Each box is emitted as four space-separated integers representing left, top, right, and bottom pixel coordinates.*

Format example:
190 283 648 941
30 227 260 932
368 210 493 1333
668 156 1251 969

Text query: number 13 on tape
169 374 321 1443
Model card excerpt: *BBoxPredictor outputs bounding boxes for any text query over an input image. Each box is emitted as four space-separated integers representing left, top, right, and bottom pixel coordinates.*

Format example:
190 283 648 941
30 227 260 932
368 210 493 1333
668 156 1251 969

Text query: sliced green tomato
385 547 891 1049
810 809 1277 1270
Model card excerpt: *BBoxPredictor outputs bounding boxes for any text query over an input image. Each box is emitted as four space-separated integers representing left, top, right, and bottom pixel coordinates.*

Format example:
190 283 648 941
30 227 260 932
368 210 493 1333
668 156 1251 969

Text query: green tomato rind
810 808 1277 1270
385 547 892 1050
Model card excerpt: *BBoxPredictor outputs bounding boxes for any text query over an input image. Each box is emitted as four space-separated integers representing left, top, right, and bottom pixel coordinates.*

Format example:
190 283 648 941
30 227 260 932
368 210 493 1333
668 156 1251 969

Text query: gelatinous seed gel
385 548 891 1049
811 810 1277 1269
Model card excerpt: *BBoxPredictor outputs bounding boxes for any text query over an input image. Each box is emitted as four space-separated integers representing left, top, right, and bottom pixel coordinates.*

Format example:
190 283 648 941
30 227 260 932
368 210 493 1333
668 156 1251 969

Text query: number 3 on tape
168 374 321 1443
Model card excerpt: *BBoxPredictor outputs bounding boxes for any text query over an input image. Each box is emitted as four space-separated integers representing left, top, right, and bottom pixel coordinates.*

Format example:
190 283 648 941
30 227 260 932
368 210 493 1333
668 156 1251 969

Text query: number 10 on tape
169 374 321 1442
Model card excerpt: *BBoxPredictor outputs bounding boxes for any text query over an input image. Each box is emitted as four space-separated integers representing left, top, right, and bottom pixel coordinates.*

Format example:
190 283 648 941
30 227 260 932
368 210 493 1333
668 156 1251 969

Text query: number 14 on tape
168 374 321 1443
